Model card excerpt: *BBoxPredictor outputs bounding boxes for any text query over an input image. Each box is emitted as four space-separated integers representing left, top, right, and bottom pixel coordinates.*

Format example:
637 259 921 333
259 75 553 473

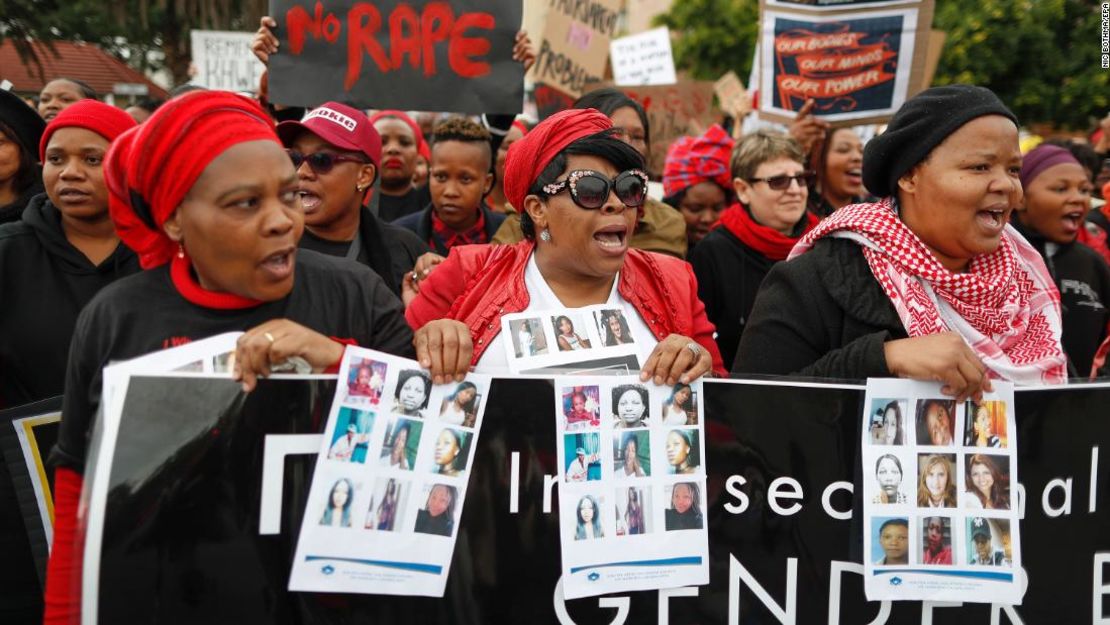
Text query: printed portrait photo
916 453 957 508
552 314 593 352
595 308 635 347
319 477 359 529
660 383 698 426
615 486 651 536
364 477 408 532
413 483 458 537
871 453 910 504
573 493 606 540
327 407 375 464
562 385 601 431
438 380 483 428
391 369 431 419
869 398 908 445
212 350 235 373
428 427 472 478
915 398 956 447
665 428 700 475
965 400 1008 448
664 482 704 531
613 430 651 478
920 515 953 565
964 453 1011 511
967 517 1011 566
378 417 422 471
611 384 650 428
871 517 909 565
509 317 549 358
345 357 388 404
564 432 602 482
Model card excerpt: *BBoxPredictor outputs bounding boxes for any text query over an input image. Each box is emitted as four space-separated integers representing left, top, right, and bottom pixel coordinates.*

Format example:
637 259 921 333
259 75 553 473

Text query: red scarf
431 208 487 250
790 198 1066 384
171 253 262 310
717 203 818 261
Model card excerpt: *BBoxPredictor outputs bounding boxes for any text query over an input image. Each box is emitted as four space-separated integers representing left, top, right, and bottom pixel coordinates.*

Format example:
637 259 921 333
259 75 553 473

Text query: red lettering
323 12 341 43
286 2 325 55
346 3 390 90
421 2 454 76
448 12 494 78
389 4 421 71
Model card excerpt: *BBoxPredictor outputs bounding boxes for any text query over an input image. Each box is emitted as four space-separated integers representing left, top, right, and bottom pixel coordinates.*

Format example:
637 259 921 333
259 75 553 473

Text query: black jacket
0 195 139 407
688 227 776 367
298 205 428 295
0 178 44 225
733 237 905 380
392 203 506 256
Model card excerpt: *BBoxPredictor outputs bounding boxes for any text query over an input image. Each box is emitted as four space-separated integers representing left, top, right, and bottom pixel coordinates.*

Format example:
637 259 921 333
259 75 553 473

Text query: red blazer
406 241 726 374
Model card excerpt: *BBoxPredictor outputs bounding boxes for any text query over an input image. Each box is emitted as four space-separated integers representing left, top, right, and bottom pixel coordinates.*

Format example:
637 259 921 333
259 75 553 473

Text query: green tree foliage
656 0 1107 129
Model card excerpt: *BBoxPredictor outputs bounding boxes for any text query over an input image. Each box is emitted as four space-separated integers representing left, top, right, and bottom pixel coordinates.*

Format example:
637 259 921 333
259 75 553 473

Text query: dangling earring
540 228 552 242
356 184 366 192
177 243 185 259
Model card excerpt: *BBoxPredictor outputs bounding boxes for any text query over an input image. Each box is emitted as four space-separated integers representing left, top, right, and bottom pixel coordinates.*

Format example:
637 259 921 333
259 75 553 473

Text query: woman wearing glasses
688 130 818 366
735 85 1067 394
276 101 427 296
405 108 724 382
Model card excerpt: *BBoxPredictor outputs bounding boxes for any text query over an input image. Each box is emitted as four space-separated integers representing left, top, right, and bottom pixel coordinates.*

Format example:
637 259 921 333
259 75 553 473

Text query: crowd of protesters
0 16 1108 624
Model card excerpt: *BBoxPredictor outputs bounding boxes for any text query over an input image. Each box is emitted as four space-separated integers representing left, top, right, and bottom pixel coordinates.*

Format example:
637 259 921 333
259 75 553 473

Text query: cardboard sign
713 70 751 119
610 27 677 86
190 30 267 92
531 0 623 97
757 0 936 126
267 0 524 114
921 29 946 89
621 81 718 177
624 0 677 34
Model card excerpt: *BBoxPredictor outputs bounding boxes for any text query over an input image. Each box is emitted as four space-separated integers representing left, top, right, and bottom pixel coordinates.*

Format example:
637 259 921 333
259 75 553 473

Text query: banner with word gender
190 30 267 92
757 0 935 125
77 372 1110 623
532 0 623 98
267 0 523 114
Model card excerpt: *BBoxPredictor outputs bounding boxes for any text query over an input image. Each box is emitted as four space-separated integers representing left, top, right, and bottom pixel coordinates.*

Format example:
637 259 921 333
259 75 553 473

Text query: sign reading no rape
267 0 524 114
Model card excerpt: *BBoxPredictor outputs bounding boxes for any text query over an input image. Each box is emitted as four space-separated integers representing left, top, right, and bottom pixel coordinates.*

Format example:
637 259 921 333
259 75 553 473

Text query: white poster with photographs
861 378 1022 604
554 375 709 600
501 306 645 375
288 346 491 597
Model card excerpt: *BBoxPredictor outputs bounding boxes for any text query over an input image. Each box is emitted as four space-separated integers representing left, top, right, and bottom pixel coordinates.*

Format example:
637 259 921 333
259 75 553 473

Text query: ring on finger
264 332 276 344
685 342 701 358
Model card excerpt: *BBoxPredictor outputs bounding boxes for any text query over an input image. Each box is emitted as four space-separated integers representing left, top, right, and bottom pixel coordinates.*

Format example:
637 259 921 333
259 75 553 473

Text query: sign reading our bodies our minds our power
266 0 524 113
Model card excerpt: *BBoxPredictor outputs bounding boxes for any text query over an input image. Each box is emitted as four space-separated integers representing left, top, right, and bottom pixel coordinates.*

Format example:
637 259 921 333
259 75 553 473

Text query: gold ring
264 332 276 344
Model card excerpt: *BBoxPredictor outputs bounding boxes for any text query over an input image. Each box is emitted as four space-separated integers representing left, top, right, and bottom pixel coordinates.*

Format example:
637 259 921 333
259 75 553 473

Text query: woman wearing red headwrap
688 130 819 367
405 108 724 384
0 100 139 409
42 91 414 622
662 124 735 248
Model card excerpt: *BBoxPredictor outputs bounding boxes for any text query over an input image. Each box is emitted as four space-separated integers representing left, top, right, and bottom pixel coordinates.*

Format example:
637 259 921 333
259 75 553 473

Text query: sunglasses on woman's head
286 149 369 175
746 170 816 191
541 169 649 209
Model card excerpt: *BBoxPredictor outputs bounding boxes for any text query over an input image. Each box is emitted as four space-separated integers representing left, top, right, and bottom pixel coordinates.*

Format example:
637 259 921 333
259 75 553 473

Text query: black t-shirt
378 185 430 223
53 250 415 472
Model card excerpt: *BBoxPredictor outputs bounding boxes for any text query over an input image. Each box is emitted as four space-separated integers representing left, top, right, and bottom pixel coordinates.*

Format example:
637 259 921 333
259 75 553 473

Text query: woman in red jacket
406 108 724 383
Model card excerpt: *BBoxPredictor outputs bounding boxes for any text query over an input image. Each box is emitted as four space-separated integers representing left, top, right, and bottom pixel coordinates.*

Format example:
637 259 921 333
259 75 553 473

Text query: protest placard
713 70 751 120
531 0 623 97
625 0 677 34
621 80 718 176
190 30 267 92
610 27 677 86
756 0 936 125
267 0 523 114
921 29 946 89
534 82 578 120
500 306 645 375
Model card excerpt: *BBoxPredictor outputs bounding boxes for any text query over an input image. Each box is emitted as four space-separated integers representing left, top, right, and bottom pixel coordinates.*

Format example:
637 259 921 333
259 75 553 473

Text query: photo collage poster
861 378 1022 604
554 375 709 599
501 305 645 375
288 346 492 596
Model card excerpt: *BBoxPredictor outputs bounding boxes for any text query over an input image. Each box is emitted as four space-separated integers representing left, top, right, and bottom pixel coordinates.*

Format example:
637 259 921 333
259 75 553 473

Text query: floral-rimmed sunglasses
287 149 370 175
541 169 649 209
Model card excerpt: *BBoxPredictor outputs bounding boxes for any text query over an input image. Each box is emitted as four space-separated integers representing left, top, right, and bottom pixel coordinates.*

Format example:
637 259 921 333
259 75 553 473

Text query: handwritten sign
267 0 523 114
713 70 751 119
621 81 718 177
610 27 677 86
190 30 267 92
532 0 623 97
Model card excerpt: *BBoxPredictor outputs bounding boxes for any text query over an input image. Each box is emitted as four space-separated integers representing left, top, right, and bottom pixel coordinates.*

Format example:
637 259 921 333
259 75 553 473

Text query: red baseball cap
276 102 381 167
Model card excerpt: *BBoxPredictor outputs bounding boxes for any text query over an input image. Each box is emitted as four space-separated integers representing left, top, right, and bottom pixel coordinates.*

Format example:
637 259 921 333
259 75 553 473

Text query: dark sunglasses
541 169 649 209
287 149 369 174
747 170 816 191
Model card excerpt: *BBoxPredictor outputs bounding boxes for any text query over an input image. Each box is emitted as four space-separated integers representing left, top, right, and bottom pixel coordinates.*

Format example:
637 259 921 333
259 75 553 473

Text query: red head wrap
662 124 734 198
368 109 431 160
104 91 279 269
39 100 137 162
502 108 612 211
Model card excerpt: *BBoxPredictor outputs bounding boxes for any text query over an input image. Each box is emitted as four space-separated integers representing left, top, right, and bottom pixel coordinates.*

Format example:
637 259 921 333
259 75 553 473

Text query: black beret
0 89 45 161
862 85 1018 197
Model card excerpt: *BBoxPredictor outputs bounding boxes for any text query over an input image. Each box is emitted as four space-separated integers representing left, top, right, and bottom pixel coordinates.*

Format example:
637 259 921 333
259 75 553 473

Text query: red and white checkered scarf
790 198 1066 384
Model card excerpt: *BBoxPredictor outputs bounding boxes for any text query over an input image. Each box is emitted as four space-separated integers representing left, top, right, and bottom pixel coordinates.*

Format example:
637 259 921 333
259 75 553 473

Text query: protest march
1 0 1109 623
